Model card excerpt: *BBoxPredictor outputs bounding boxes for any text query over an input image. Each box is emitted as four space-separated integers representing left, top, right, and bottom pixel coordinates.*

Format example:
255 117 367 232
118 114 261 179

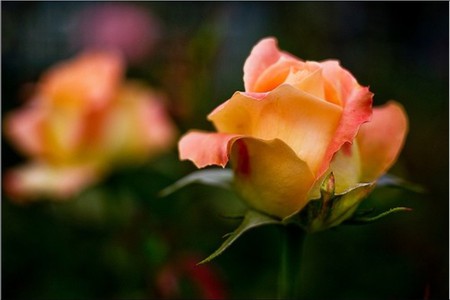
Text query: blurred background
2 2 448 299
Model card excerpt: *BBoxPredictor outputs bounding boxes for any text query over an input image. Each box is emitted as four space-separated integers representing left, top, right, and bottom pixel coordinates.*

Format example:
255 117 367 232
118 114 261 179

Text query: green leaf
159 168 233 197
344 207 412 225
377 174 426 193
199 210 281 264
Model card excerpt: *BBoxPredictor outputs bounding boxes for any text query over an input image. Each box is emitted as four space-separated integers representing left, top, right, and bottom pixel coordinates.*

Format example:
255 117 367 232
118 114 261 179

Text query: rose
179 37 408 219
4 51 177 202
73 3 162 63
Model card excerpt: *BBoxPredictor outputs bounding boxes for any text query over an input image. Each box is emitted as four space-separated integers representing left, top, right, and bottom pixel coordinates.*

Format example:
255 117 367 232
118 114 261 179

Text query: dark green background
2 2 448 299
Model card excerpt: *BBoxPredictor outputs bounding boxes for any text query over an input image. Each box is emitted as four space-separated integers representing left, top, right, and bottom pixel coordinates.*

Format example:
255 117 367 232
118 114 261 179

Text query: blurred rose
72 3 162 63
4 51 176 202
179 37 408 218
155 254 227 299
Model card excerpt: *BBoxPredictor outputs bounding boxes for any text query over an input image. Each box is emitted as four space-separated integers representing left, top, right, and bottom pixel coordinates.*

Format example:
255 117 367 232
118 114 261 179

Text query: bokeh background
2 2 448 299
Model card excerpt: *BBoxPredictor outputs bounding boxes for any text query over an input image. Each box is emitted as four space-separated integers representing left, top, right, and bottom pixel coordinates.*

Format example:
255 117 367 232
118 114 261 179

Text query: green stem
278 225 306 299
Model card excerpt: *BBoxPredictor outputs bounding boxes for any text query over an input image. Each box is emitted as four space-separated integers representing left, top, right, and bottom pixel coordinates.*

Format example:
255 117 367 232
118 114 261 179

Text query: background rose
179 37 408 218
4 51 177 202
71 3 162 64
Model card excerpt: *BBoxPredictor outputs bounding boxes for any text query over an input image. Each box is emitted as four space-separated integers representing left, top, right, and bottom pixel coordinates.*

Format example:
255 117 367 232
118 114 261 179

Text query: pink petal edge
318 82 373 177
178 131 241 168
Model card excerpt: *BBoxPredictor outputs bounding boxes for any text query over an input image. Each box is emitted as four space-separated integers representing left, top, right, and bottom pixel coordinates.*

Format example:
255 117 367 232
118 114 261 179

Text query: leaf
159 168 233 197
377 174 426 193
199 210 281 264
344 207 412 225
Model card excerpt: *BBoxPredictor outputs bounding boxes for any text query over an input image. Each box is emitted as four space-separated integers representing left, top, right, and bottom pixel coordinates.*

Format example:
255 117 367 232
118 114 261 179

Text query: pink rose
72 3 162 63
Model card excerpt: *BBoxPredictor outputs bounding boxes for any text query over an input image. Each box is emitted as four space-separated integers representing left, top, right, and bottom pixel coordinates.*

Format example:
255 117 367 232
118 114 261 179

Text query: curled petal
243 37 301 92
357 101 408 182
319 60 373 177
230 137 315 218
208 85 342 176
252 57 304 93
178 131 241 168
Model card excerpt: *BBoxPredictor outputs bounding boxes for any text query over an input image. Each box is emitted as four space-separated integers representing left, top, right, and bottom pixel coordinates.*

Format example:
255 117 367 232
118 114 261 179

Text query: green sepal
198 210 281 264
377 174 426 193
286 174 375 233
167 170 417 264
344 206 412 225
159 168 233 197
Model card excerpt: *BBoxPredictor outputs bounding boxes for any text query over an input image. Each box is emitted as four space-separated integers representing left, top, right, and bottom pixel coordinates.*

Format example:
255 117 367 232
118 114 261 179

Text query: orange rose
4 51 176 202
179 37 408 219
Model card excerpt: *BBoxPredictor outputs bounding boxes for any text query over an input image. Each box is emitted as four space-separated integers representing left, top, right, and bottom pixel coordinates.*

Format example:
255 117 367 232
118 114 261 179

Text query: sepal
165 169 416 263
344 207 412 225
285 173 375 233
159 168 233 197
199 210 281 264
377 174 426 193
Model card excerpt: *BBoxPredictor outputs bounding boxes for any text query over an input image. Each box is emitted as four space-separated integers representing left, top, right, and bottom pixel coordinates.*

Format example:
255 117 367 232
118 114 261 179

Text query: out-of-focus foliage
2 2 448 299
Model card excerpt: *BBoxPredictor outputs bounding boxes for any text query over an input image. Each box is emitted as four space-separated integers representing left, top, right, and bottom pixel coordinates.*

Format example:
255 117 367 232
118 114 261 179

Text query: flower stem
278 224 306 299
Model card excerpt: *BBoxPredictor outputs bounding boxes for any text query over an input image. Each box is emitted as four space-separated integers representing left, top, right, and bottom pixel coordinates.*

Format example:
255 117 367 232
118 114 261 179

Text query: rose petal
40 51 123 110
178 131 241 168
41 109 86 163
318 60 373 177
357 101 408 182
252 57 304 92
4 104 46 157
230 137 315 218
243 37 300 92
137 90 177 151
4 163 99 202
97 83 176 162
284 62 325 100
208 84 342 176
